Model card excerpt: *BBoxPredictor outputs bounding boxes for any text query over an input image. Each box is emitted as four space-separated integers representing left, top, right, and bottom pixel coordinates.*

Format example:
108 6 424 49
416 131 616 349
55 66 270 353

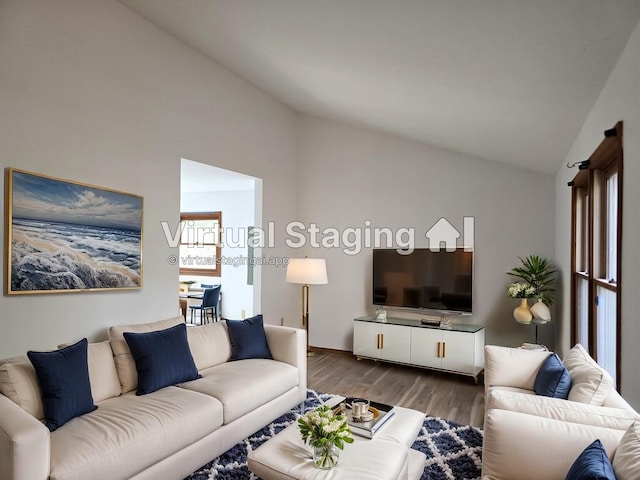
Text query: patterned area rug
186 390 483 480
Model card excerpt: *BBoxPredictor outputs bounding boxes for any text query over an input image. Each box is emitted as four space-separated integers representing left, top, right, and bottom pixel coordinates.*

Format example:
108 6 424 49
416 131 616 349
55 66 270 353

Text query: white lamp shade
286 258 328 285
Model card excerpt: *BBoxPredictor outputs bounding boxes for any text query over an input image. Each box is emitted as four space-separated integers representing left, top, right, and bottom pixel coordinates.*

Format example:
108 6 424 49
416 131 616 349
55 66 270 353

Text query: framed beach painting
5 168 143 294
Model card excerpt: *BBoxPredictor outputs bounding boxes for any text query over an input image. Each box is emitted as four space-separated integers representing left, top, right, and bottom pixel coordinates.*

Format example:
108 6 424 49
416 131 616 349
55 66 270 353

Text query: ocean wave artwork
8 169 143 293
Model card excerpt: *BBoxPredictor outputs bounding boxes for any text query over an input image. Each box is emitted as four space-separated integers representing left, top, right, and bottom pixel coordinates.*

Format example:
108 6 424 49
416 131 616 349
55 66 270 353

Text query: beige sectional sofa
482 344 640 480
0 316 307 480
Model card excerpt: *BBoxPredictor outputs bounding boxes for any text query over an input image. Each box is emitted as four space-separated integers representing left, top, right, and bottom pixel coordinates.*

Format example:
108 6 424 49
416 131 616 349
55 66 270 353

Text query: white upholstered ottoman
247 398 426 480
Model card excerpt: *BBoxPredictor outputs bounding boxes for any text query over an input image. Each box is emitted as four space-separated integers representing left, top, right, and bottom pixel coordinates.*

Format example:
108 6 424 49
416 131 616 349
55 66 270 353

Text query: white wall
181 188 256 320
555 20 640 408
0 0 562 371
296 116 555 351
0 0 299 357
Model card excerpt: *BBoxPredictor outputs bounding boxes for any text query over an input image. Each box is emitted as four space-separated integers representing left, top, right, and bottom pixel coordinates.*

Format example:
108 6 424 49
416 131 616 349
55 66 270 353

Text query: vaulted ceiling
120 1 640 175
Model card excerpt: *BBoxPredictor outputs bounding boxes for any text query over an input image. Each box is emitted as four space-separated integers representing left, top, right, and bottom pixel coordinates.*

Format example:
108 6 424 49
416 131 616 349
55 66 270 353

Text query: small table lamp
286 258 328 356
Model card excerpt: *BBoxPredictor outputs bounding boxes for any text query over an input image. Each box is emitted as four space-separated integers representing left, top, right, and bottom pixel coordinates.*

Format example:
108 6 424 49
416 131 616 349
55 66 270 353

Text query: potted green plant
507 255 557 321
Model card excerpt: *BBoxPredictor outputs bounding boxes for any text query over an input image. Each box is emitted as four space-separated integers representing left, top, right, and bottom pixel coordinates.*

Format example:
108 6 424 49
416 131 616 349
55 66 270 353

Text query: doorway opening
180 158 263 322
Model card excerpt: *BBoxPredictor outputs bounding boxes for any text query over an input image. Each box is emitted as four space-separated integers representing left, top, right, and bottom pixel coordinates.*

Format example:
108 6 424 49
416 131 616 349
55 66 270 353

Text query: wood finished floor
307 350 485 428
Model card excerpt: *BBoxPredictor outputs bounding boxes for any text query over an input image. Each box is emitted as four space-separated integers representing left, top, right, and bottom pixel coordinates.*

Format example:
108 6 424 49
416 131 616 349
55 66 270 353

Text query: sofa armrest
0 394 50 480
487 389 640 431
484 345 551 392
482 409 625 480
264 325 307 396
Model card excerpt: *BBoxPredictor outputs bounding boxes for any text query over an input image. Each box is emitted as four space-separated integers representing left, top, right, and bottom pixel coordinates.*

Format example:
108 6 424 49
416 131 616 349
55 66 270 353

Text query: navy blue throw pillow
534 353 572 399
565 439 616 480
226 314 272 361
124 323 200 395
27 338 97 431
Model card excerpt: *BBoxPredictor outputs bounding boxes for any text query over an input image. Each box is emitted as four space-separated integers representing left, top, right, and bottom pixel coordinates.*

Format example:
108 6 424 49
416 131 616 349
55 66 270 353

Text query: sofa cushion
534 353 571 399
27 338 97 431
613 421 640 480
483 409 624 480
0 341 121 420
226 315 272 360
124 323 200 395
85 341 121 403
180 359 297 424
484 345 552 392
563 344 614 406
565 439 615 480
49 386 223 480
187 322 232 371
0 357 44 420
486 385 535 398
602 390 636 411
109 316 183 393
487 389 640 431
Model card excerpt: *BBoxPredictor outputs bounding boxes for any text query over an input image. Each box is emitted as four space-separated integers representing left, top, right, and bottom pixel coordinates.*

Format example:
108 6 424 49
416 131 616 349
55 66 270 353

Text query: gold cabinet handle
442 342 446 358
381 333 384 349
437 341 441 358
376 333 382 349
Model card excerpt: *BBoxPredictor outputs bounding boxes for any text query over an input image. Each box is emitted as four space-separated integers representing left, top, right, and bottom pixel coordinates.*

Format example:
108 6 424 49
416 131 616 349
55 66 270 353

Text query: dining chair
189 285 221 324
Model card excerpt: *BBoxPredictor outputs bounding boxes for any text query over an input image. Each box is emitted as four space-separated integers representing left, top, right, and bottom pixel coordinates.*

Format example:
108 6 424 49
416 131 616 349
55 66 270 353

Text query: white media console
353 316 485 382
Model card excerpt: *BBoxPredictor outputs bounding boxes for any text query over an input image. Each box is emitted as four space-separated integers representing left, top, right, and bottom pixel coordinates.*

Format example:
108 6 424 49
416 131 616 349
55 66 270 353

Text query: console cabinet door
353 322 411 363
440 330 475 374
410 328 443 369
379 324 411 364
353 321 381 359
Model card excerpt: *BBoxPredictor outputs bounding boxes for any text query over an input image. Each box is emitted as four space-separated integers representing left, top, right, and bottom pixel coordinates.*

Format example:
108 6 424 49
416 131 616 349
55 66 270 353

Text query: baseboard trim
308 346 352 356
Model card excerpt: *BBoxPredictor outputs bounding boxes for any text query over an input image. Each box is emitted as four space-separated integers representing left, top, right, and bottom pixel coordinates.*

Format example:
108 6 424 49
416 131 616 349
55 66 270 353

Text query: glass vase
313 443 339 469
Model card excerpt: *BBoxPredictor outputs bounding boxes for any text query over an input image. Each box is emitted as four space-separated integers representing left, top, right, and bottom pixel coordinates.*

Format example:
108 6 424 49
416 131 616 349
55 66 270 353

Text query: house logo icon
425 217 474 252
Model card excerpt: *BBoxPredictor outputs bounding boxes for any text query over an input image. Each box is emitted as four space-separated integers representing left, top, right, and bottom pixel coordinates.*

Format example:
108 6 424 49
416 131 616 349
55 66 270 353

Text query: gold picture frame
5 168 143 294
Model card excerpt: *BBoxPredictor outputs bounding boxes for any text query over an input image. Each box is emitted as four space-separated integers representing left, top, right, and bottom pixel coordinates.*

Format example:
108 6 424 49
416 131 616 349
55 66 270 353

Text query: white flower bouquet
507 282 536 299
298 404 353 468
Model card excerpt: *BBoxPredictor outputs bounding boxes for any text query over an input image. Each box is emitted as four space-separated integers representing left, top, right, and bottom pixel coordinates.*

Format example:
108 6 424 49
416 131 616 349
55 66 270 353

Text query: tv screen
372 248 473 314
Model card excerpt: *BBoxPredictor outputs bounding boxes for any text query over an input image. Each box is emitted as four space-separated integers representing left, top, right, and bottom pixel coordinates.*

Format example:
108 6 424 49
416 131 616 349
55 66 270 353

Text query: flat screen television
372 248 473 314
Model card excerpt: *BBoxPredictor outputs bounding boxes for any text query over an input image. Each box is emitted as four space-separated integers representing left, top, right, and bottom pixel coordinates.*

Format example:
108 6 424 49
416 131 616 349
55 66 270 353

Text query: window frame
570 122 623 389
179 211 222 277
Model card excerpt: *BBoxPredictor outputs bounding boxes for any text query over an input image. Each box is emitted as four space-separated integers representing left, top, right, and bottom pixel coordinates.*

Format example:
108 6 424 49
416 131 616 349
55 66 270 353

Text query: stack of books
334 398 396 438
